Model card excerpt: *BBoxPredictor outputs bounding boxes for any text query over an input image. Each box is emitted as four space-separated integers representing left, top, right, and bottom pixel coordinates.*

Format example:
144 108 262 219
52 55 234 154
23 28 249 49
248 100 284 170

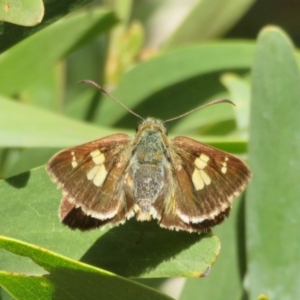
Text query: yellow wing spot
195 157 206 169
93 165 107 186
199 170 211 185
87 165 107 186
87 165 100 180
192 169 204 190
195 153 210 170
71 151 78 168
192 167 211 190
90 149 101 157
71 161 78 168
200 153 210 162
193 153 212 190
221 156 228 174
90 149 105 165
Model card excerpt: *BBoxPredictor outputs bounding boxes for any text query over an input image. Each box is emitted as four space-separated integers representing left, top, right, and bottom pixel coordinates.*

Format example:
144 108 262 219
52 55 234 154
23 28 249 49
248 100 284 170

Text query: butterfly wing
46 134 135 230
155 136 251 232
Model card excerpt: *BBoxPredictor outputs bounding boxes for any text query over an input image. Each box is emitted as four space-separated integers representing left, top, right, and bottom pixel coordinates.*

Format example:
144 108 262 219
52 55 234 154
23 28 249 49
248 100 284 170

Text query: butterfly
46 80 252 233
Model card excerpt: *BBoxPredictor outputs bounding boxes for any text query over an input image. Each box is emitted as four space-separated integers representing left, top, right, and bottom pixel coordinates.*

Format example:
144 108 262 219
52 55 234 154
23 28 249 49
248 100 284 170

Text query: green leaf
4 148 59 178
0 95 123 148
0 0 94 53
0 168 220 278
19 63 64 111
0 0 44 26
92 41 256 127
179 196 245 300
0 8 117 96
164 0 255 48
221 72 251 130
0 42 256 151
0 236 173 300
247 26 300 299
0 92 249 156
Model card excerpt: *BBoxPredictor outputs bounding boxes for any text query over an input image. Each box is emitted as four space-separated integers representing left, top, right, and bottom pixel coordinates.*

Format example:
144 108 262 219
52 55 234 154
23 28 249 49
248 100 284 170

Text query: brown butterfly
46 80 251 233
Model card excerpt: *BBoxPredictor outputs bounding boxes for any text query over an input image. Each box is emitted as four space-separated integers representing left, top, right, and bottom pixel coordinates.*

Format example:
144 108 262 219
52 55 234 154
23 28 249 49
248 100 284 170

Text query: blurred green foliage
0 1 300 299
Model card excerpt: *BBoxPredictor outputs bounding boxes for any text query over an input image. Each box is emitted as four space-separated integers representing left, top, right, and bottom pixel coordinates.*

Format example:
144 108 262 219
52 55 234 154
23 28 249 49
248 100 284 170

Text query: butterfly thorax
126 118 170 220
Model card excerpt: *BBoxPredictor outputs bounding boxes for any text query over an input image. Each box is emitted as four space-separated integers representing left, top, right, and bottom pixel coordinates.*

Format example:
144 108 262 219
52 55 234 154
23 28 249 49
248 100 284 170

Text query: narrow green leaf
0 93 248 151
0 8 117 96
164 0 255 48
0 95 123 148
0 0 44 26
0 236 173 300
0 168 220 278
221 73 251 130
92 42 256 127
4 148 59 178
0 0 94 53
20 63 64 111
247 27 300 299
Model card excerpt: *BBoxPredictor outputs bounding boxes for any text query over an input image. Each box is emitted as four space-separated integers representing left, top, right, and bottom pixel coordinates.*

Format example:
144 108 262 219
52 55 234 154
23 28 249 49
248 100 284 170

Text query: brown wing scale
46 134 135 230
154 136 251 232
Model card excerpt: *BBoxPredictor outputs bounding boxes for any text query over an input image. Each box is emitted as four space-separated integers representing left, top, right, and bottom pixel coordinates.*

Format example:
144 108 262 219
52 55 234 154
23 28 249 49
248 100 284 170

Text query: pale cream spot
192 153 212 190
90 149 101 157
87 165 100 180
71 151 78 168
221 156 228 174
71 161 78 168
93 152 105 165
90 149 105 165
195 153 210 170
195 157 207 169
87 149 107 185
87 165 107 186
192 169 204 190
93 164 107 187
199 170 211 185
200 153 210 162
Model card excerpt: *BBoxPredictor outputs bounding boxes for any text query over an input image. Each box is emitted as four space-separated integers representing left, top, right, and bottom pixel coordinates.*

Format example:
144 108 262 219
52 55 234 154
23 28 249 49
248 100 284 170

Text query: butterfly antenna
79 80 144 121
163 99 235 123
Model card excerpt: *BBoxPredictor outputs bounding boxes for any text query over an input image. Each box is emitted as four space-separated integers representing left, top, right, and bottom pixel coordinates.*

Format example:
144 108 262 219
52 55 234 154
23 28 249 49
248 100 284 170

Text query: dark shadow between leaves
236 194 247 282
4 171 31 188
115 73 225 130
80 218 211 277
114 70 248 131
84 89 103 122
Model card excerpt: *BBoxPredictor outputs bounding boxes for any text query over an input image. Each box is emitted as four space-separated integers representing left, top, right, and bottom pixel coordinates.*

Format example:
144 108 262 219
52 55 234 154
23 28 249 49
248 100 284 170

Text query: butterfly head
136 117 167 135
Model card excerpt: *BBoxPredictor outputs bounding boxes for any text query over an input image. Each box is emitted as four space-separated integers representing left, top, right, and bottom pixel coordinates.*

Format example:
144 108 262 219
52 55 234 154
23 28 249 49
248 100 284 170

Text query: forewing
156 136 251 232
46 134 135 230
